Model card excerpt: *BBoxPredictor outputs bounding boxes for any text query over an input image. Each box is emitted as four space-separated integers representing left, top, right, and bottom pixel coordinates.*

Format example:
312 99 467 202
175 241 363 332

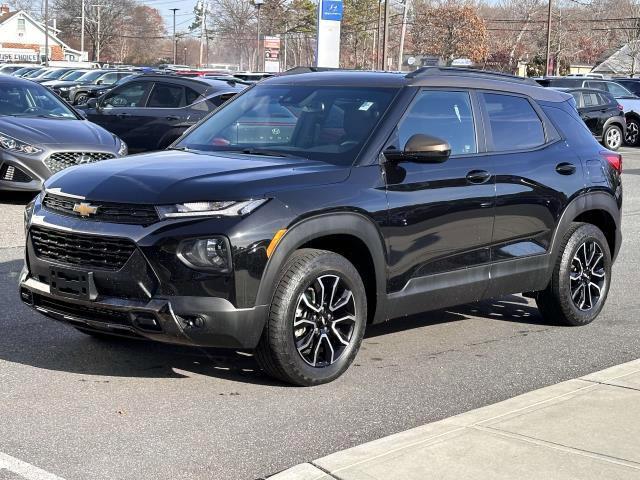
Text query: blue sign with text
321 0 343 21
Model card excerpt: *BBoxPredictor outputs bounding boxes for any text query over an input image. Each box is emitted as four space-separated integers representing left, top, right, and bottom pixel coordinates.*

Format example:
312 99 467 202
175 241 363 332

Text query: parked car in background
21 68 622 385
69 71 134 105
75 74 139 105
558 88 626 150
22 68 47 79
0 64 32 75
30 68 77 84
48 69 115 102
232 72 274 83
12 66 42 77
40 69 91 87
612 78 640 96
0 75 127 192
537 77 640 145
81 76 243 152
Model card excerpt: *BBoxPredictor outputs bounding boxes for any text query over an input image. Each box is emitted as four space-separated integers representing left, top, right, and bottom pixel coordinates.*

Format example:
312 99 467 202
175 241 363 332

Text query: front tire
603 124 622 150
256 249 367 386
536 223 612 326
74 93 88 105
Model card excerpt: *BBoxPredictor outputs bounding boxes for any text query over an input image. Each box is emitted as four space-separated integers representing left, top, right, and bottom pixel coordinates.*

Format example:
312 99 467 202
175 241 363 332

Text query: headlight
58 86 71 91
156 199 268 219
178 237 231 271
0 132 42 155
117 140 128 156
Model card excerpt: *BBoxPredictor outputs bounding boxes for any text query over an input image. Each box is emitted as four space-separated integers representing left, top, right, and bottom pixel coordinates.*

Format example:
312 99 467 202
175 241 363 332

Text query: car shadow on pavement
365 294 555 339
1 254 554 386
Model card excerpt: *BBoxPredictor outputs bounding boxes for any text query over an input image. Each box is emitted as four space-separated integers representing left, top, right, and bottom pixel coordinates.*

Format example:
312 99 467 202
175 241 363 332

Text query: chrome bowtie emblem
73 202 98 217
75 154 93 164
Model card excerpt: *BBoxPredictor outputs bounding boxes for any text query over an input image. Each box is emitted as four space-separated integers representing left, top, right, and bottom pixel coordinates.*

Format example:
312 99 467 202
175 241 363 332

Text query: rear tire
602 124 622 150
74 93 88 105
625 117 640 146
536 223 612 326
255 248 367 386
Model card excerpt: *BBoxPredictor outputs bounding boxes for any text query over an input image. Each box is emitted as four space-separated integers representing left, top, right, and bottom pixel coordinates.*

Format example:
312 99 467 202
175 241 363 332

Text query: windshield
176 84 398 165
25 69 45 78
41 69 69 79
61 70 88 81
76 70 107 83
0 82 78 119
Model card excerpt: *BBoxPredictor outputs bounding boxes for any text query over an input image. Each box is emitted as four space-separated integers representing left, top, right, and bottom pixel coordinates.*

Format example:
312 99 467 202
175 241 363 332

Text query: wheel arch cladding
551 192 621 265
255 212 388 324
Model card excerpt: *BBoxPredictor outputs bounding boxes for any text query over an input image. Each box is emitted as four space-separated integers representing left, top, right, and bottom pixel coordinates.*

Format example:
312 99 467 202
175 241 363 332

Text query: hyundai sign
321 0 343 21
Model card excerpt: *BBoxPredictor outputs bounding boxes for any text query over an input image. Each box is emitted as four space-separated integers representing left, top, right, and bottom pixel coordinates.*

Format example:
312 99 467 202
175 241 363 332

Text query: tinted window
584 81 606 91
482 93 545 151
618 80 640 95
570 91 581 106
583 93 599 107
102 82 150 107
97 72 118 85
147 83 184 108
605 82 633 97
185 87 201 105
398 90 476 155
177 85 398 166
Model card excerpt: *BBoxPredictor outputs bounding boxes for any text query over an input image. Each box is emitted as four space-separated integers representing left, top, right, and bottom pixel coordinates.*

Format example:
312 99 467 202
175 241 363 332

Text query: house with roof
0 5 85 63
592 41 640 77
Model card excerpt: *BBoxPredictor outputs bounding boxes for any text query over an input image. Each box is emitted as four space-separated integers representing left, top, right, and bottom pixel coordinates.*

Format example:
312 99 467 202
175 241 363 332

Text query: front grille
44 152 115 174
30 226 136 271
0 163 32 182
42 193 159 226
33 294 131 326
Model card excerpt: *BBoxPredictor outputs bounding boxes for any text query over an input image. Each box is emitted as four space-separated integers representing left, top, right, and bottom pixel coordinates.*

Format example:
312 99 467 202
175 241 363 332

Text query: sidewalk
271 359 640 480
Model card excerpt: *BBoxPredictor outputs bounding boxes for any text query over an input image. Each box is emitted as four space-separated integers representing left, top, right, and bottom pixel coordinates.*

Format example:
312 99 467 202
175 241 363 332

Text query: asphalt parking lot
1 148 640 480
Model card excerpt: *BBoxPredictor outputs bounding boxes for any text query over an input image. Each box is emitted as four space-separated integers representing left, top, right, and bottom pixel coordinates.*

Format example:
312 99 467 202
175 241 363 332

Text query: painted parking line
0 452 65 480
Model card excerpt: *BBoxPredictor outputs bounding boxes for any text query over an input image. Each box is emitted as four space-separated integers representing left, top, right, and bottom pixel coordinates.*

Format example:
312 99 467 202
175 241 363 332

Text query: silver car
0 75 127 192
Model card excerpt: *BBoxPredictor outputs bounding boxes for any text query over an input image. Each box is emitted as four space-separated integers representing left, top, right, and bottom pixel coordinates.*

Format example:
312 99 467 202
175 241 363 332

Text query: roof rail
406 67 539 85
280 66 345 76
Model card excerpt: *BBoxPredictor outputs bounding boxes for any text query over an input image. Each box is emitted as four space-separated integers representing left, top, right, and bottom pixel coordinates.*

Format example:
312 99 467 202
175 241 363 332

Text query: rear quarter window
482 93 546 151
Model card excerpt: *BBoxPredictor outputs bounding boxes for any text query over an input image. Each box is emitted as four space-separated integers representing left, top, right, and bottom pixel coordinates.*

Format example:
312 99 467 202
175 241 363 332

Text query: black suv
560 88 626 150
20 68 622 386
82 75 243 152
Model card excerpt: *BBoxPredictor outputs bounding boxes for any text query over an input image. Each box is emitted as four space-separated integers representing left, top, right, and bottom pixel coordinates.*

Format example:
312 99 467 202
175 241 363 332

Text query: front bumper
19 269 269 348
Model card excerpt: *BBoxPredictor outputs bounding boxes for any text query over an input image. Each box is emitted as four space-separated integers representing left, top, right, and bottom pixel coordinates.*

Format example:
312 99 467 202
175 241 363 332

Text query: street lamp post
44 0 49 66
170 8 179 64
254 0 264 72
80 0 85 57
545 0 552 76
184 46 187 65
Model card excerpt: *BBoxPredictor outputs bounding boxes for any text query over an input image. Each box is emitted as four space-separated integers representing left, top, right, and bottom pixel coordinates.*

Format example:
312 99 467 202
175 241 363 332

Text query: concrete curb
269 358 640 479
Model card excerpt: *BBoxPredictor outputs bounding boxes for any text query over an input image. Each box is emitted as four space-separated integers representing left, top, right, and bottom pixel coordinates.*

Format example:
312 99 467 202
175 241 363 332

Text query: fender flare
548 191 621 273
602 116 626 135
254 212 388 323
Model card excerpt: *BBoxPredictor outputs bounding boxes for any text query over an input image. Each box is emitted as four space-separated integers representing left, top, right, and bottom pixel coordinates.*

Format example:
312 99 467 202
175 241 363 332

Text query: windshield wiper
223 148 305 159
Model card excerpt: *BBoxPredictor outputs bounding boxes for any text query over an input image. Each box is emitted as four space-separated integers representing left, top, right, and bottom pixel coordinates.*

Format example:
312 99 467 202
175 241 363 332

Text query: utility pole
382 0 389 70
44 0 49 65
184 46 187 65
398 0 409 72
170 8 179 64
92 4 103 63
374 0 381 70
254 0 264 71
545 0 552 76
80 0 85 58
199 1 207 67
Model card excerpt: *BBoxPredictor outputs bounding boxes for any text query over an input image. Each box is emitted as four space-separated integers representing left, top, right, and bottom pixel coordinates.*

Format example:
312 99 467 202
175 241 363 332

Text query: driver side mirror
384 134 451 163
86 98 98 109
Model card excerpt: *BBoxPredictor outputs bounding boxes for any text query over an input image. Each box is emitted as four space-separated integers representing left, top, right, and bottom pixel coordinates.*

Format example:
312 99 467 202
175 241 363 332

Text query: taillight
601 151 622 173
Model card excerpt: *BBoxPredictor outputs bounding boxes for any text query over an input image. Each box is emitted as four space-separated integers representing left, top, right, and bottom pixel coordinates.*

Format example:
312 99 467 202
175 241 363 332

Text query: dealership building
0 5 84 63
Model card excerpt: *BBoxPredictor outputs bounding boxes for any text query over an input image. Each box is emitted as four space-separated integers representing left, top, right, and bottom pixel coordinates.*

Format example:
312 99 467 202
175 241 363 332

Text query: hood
0 117 117 147
45 150 351 204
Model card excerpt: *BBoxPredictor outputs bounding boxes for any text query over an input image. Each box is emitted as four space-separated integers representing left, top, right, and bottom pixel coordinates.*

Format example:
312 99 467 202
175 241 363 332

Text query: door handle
466 170 491 184
555 162 576 175
166 116 179 121
116 113 130 119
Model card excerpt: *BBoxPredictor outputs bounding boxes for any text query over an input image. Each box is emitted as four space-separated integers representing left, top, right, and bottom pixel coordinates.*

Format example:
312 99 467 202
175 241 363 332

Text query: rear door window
481 93 546 151
146 83 185 108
